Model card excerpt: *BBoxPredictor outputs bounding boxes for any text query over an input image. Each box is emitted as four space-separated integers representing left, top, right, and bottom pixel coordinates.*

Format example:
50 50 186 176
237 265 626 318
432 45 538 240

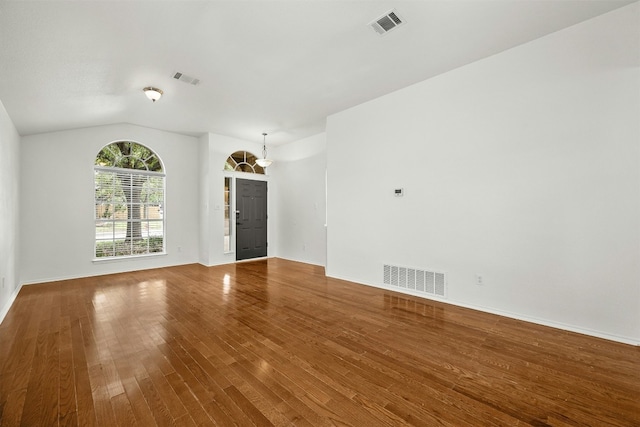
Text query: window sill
92 252 167 263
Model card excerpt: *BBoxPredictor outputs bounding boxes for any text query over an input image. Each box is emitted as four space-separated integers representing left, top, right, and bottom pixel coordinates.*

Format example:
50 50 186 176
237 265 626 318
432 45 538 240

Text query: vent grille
173 72 200 86
369 9 405 35
383 264 446 298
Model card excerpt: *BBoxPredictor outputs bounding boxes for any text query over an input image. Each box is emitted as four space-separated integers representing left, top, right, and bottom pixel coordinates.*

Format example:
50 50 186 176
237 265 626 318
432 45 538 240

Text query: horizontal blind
95 169 165 258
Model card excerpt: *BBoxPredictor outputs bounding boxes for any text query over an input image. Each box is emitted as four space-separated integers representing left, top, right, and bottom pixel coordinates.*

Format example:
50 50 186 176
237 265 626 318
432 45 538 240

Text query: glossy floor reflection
0 258 638 426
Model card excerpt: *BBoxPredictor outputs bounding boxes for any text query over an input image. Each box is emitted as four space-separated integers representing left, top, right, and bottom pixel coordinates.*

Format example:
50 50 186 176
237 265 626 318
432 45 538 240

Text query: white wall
199 132 271 266
198 133 212 265
0 99 21 323
326 4 640 344
271 133 327 266
19 123 200 284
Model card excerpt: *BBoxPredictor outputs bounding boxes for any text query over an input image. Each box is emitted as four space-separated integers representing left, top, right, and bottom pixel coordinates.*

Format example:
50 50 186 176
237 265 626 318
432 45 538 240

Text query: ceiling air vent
369 9 405 35
173 72 200 86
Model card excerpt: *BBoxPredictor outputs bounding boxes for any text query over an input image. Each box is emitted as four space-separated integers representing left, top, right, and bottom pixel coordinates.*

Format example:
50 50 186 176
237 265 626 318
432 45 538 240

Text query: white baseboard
0 284 23 326
20 261 200 286
326 272 640 347
12 264 638 346
275 255 326 268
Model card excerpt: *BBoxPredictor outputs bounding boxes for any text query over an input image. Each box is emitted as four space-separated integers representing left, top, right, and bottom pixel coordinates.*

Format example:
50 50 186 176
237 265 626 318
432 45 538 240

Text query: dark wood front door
236 178 267 261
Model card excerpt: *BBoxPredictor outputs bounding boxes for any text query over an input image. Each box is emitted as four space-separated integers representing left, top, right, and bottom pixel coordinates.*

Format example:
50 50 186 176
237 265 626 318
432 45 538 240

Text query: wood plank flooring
0 258 638 426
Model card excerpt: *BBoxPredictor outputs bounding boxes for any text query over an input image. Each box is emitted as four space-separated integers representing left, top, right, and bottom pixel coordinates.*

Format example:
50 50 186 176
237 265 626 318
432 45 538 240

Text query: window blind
94 168 165 258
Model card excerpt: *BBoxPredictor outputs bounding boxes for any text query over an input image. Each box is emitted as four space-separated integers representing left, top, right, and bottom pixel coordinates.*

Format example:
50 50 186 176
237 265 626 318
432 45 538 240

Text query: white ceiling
0 0 635 145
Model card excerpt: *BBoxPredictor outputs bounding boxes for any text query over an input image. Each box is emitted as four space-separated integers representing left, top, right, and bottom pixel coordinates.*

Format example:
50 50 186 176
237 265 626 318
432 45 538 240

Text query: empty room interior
0 1 639 426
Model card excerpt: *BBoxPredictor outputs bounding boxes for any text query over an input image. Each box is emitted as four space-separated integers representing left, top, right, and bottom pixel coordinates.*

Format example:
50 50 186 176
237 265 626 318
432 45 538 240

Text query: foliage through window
94 141 165 258
224 151 265 174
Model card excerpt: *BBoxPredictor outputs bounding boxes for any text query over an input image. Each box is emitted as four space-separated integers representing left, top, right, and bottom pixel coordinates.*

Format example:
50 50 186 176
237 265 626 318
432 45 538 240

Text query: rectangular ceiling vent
383 264 446 298
173 72 200 86
369 9 405 36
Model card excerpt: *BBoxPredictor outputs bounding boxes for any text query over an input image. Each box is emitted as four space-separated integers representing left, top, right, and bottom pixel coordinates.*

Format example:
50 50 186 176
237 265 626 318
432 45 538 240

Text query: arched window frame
224 151 265 175
94 141 166 259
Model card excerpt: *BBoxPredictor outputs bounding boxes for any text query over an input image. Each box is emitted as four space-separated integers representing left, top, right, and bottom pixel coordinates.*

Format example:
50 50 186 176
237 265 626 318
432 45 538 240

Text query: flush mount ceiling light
255 133 273 168
143 87 163 102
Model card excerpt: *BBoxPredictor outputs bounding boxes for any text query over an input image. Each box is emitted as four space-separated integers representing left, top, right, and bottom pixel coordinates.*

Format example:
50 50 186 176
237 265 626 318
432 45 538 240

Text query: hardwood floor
0 259 638 426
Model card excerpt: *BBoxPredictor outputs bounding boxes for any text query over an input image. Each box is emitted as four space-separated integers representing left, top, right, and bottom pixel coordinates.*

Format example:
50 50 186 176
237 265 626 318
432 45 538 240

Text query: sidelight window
224 177 231 253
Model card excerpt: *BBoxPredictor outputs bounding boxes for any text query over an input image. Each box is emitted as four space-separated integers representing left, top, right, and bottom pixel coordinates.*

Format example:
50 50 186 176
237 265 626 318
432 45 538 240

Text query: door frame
235 178 268 261
223 172 269 260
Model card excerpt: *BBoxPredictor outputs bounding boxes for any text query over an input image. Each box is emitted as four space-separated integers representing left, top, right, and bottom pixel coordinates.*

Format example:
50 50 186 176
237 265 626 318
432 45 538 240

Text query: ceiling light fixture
143 87 163 102
255 133 273 168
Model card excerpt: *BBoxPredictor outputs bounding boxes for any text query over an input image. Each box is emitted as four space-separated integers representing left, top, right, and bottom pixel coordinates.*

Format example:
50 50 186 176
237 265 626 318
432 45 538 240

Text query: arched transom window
224 151 265 174
94 141 165 258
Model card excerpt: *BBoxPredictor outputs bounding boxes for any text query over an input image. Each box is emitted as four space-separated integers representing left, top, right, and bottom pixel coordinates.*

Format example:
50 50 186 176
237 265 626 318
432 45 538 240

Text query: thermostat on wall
394 188 404 197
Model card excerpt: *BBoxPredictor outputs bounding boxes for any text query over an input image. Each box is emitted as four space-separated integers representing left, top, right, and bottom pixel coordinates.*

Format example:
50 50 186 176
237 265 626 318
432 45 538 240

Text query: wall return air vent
369 9 405 35
383 264 446 298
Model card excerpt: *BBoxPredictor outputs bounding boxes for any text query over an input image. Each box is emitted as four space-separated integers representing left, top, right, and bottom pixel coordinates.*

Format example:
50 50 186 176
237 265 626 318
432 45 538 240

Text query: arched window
224 151 265 174
94 141 165 258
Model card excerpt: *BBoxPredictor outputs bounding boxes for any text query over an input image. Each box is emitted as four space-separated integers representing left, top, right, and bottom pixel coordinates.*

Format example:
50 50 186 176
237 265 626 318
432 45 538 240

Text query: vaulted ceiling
0 0 634 145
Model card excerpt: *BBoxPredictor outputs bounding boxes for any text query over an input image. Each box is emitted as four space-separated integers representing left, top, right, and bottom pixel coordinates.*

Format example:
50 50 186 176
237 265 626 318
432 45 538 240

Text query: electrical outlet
476 274 483 286
2 277 5 289
177 246 182 253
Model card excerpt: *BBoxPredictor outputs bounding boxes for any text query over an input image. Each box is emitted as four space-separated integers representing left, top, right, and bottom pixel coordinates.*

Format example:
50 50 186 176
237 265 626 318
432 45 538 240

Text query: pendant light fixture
255 132 273 167
143 87 163 102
